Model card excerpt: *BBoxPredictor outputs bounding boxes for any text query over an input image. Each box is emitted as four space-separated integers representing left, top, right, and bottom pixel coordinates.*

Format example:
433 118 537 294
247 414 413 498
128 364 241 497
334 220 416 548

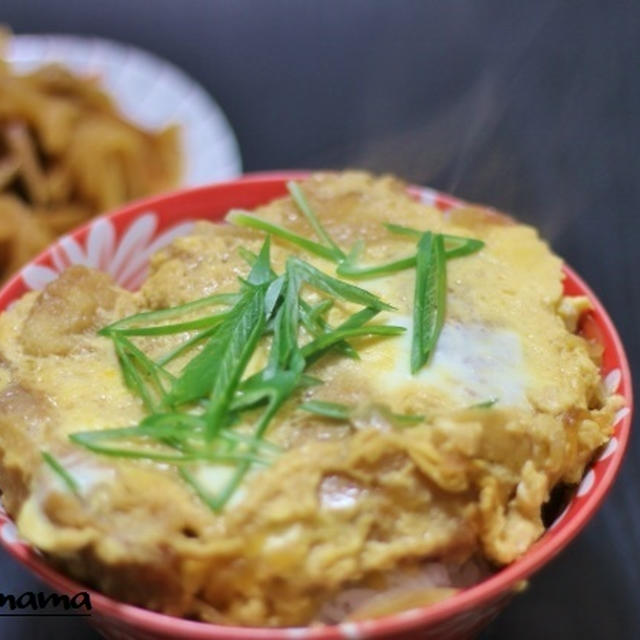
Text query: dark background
1 1 639 638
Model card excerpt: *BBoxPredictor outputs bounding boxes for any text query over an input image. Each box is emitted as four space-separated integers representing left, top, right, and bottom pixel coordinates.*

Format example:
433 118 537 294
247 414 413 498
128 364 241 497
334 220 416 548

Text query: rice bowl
0 172 632 640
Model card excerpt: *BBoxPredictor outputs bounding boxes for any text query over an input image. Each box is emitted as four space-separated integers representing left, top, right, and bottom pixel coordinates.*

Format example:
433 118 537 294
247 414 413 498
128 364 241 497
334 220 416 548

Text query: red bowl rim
0 171 633 639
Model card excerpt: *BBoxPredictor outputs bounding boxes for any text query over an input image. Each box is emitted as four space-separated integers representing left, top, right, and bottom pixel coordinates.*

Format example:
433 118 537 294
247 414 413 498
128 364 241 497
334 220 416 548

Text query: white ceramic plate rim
6 33 242 185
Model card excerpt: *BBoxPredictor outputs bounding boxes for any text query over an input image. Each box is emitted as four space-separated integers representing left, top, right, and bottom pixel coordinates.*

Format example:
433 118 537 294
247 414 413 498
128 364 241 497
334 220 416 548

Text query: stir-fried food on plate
0 172 622 626
0 35 181 281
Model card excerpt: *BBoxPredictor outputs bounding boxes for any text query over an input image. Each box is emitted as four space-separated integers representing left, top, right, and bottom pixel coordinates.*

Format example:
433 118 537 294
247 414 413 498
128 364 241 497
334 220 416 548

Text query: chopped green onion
337 254 416 279
69 430 269 465
200 287 268 440
168 286 266 411
265 275 286 318
110 313 229 337
386 411 425 426
299 298 357 359
301 323 405 359
384 223 484 260
287 181 345 261
411 232 446 373
179 467 228 512
307 299 333 323
227 210 339 262
100 293 238 334
113 337 167 413
299 400 351 420
304 306 380 366
156 326 219 366
79 194 485 512
469 397 499 409
288 256 394 311
41 451 79 494
246 236 276 285
442 236 485 260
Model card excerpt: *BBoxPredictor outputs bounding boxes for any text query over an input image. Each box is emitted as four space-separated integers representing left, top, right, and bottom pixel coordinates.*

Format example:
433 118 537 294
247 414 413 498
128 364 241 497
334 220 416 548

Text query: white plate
6 34 242 185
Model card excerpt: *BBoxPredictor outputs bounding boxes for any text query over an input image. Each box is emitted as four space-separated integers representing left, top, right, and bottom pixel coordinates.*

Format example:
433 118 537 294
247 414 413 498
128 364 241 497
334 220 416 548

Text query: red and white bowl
0 173 632 640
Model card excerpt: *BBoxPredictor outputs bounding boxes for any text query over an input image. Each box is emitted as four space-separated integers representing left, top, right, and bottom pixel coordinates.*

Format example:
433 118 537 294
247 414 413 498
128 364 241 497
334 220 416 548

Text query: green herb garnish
227 210 339 262
100 293 238 335
337 252 416 279
74 229 400 509
227 182 346 264
201 287 267 439
301 324 405 359
68 431 268 465
469 397 499 409
168 288 268 439
300 400 423 427
41 451 79 495
299 298 357 359
71 182 484 511
337 225 484 280
287 181 345 261
287 256 394 311
113 334 174 412
300 400 352 420
411 232 446 373
384 411 425 426
384 223 485 260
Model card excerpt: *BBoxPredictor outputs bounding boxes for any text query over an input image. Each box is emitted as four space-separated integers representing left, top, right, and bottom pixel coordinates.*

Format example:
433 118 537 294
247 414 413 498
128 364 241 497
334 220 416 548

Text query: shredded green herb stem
68 181 484 511
411 232 447 373
469 397 499 409
41 451 79 494
300 400 424 426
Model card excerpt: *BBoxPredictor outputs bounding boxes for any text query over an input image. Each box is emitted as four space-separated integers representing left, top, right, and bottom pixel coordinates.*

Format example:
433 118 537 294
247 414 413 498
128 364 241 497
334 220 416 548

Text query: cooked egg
0 171 621 628
365 315 528 410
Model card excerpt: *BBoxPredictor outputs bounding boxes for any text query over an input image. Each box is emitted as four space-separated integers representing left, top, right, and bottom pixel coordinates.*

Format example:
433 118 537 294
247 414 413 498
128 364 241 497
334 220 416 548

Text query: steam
295 0 610 244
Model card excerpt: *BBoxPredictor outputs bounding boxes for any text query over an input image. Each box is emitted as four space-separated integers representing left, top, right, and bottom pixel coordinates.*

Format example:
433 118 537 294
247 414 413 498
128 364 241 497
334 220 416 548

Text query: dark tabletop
1 1 638 638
